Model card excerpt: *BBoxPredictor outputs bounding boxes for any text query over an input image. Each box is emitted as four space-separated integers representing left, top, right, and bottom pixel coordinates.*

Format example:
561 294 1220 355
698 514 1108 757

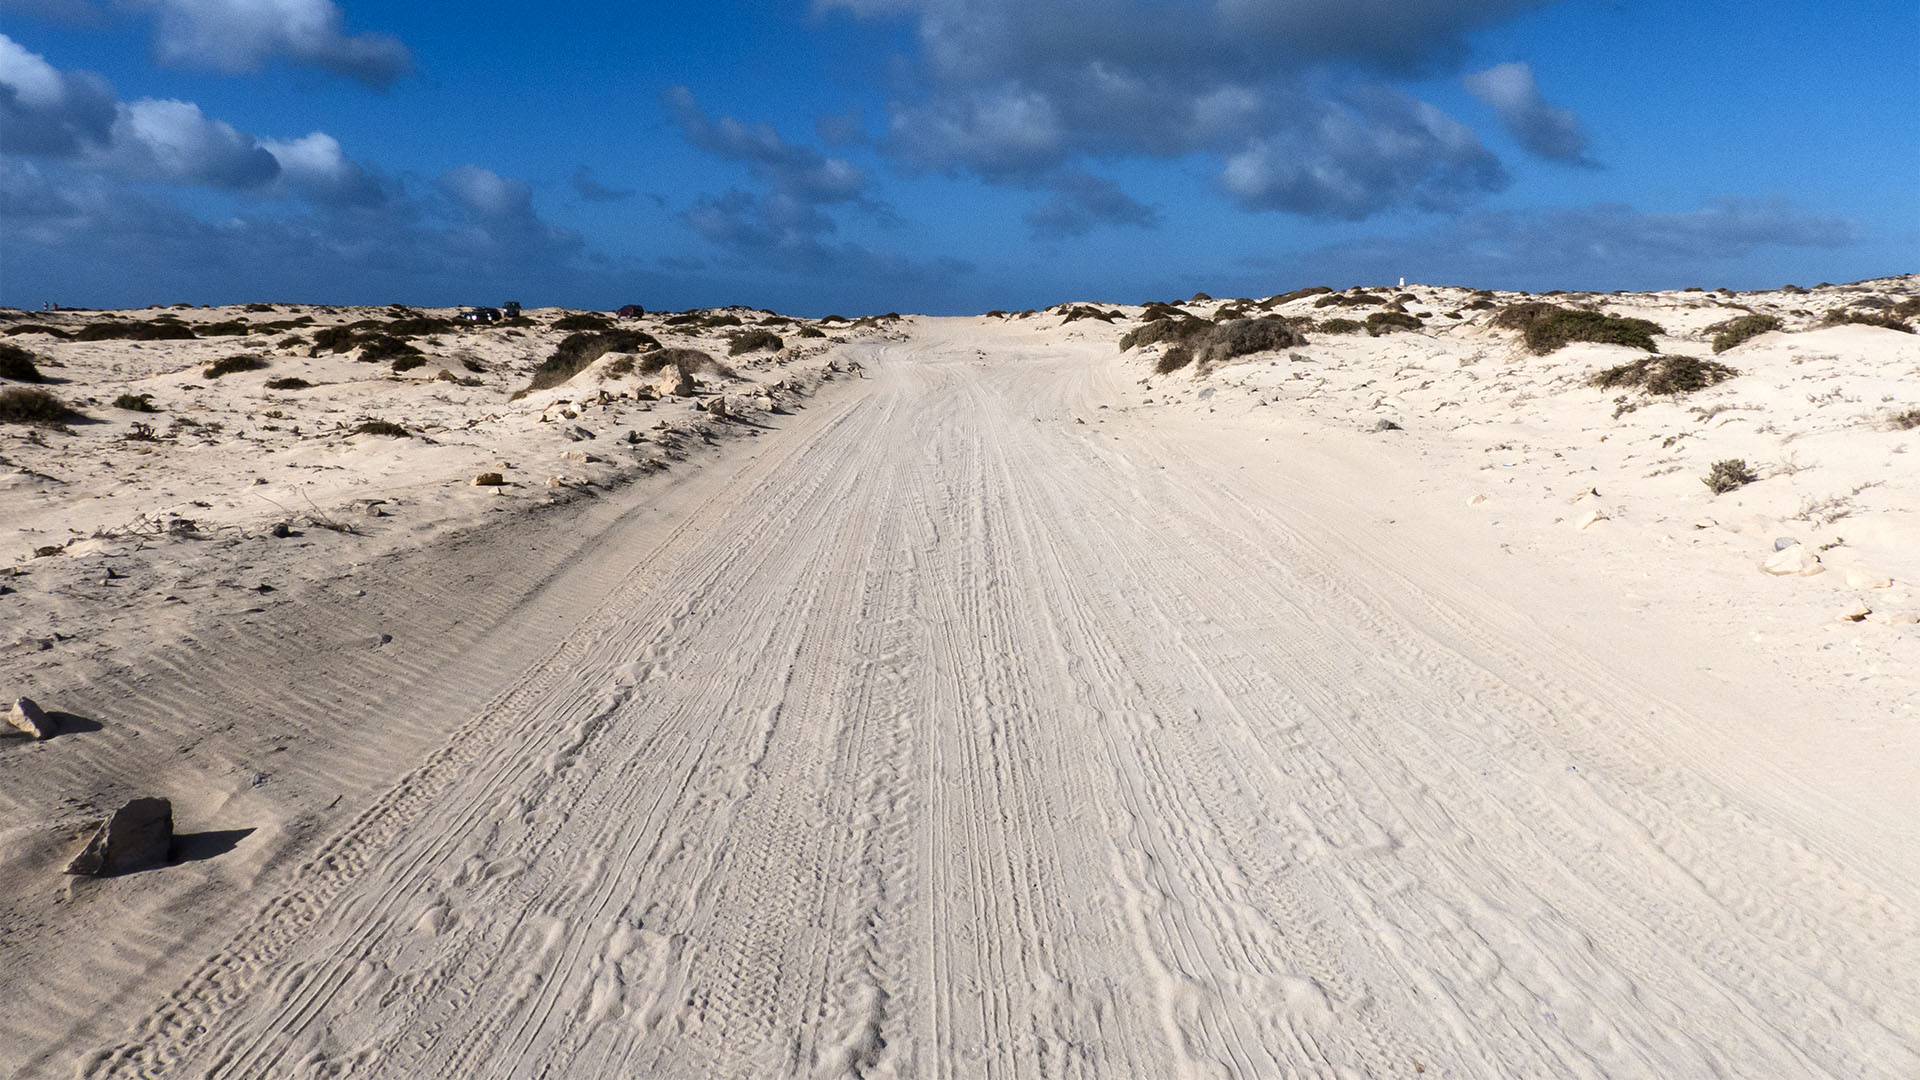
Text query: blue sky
2 0 1914 314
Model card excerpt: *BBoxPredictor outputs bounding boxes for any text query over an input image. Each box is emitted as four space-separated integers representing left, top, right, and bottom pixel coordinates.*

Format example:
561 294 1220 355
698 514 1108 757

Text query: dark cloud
1022 170 1158 238
0 33 117 155
668 86 874 209
1464 61 1597 167
821 0 1542 226
142 0 413 89
572 165 636 203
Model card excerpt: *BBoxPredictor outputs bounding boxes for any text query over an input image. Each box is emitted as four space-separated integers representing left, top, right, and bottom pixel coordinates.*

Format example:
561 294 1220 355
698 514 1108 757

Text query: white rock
1576 509 1609 530
1837 602 1871 623
1467 494 1488 506
1844 568 1893 590
1762 545 1824 576
1866 610 1919 626
7 697 56 739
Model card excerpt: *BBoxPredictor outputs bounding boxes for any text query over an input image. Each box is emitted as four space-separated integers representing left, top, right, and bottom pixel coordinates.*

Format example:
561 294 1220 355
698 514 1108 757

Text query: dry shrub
1197 318 1306 364
0 342 45 382
265 377 311 390
2 324 74 339
1365 311 1423 336
1888 408 1920 430
1260 286 1333 307
0 386 79 424
1154 344 1195 374
639 347 733 379
351 419 409 437
524 329 664 393
1119 317 1210 351
552 313 614 332
75 320 198 341
1702 459 1757 494
1706 314 1781 353
204 354 269 378
1821 308 1914 333
728 329 783 354
391 355 428 373
356 335 421 363
1315 318 1365 334
1496 303 1662 354
1591 355 1737 395
113 392 157 411
794 325 827 339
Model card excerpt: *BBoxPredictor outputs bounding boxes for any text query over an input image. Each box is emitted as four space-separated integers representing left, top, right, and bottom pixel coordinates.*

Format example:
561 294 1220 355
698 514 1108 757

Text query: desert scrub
1706 314 1782 353
1365 311 1422 336
551 313 614 332
1154 344 1196 374
351 419 409 437
1591 355 1737 396
1061 305 1122 323
523 329 664 394
639 347 734 379
113 392 158 411
197 320 252 336
0 386 79 425
1495 303 1663 354
700 313 744 328
265 377 312 390
3 323 74 339
794 325 826 338
727 329 783 355
1702 459 1757 494
1119 316 1211 351
1197 318 1306 365
0 343 46 381
1888 408 1920 430
356 335 422 363
75 320 199 342
1821 308 1914 333
204 355 269 378
1314 318 1365 335
1261 286 1332 307
391 355 428 373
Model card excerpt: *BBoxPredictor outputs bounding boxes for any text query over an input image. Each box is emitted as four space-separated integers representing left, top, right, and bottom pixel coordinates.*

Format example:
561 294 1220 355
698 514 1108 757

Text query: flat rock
1773 536 1801 551
8 697 56 739
66 797 173 876
1762 545 1823 576
561 424 595 442
1844 568 1892 589
1838 602 1872 623
471 472 505 486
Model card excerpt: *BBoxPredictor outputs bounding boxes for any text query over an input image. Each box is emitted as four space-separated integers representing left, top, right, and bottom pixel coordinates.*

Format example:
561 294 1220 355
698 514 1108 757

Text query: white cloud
1464 61 1597 167
140 0 412 87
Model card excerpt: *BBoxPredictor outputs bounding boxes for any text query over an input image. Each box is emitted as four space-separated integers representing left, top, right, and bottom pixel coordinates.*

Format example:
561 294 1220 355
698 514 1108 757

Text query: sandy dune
4 295 1918 1077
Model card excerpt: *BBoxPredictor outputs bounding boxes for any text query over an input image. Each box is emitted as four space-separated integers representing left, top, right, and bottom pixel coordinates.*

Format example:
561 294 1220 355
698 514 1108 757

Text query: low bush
1154 344 1195 374
0 343 45 381
351 419 408 437
113 392 158 411
1591 355 1737 395
1365 311 1423 336
639 347 733 379
2 324 73 339
1496 303 1663 354
794 325 826 339
265 377 312 390
1260 286 1332 307
1886 407 1920 430
311 325 358 353
728 329 783 355
1197 318 1306 364
197 320 252 336
1061 305 1122 323
552 313 614 332
356 335 421 363
0 386 78 424
1821 308 1915 333
1313 292 1384 308
1702 459 1757 494
1706 314 1782 353
204 355 269 378
524 329 663 393
461 357 486 373
1315 318 1365 334
381 317 455 336
244 303 276 312
1119 317 1211 351
1462 299 1496 311
391 354 428 373
701 313 744 328
75 320 198 341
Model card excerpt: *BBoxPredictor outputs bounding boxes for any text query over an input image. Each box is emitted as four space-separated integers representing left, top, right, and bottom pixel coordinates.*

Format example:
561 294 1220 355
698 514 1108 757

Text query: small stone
7 697 56 739
1773 536 1801 552
562 424 595 442
1576 509 1609 530
704 396 732 418
1692 518 1717 530
1838 602 1872 623
471 472 505 487
1467 494 1488 506
649 365 695 398
1371 419 1402 432
269 521 292 538
66 797 173 876
1762 545 1823 576
1844 568 1892 589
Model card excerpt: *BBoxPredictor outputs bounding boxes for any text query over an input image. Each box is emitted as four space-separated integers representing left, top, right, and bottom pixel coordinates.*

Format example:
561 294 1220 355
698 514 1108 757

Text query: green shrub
1591 355 1737 395
524 329 663 393
0 386 78 424
1260 286 1332 307
197 320 252 336
1706 314 1782 353
113 392 158 411
356 335 421 363
391 355 428 373
1313 292 1383 308
794 325 826 339
1197 318 1306 365
1154 344 1195 374
265 377 311 390
203 355 269 378
75 320 198 341
1365 311 1423 336
1061 305 1122 323
1463 299 1495 310
1821 309 1914 333
352 419 408 437
552 313 614 332
2 324 73 339
380 317 455 336
1496 304 1662 354
1702 459 1757 494
0 343 45 381
1315 318 1365 334
727 329 783 355
1119 317 1211 351
700 313 744 328
311 325 358 353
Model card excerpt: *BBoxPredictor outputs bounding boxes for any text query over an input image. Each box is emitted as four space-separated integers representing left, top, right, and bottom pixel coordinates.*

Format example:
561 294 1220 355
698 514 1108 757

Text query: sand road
21 320 1918 1078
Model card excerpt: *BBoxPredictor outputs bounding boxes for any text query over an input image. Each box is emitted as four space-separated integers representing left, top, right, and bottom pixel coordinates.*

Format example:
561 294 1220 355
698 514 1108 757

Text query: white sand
2 286 1916 1077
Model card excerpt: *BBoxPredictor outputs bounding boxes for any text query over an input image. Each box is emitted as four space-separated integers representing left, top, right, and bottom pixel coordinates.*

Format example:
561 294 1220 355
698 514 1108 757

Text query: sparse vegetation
1119 316 1211 351
265 377 312 390
1706 314 1782 353
1494 302 1663 354
351 419 409 437
1888 408 1920 430
1591 355 1738 396
113 392 158 411
197 320 253 336
75 320 198 341
1821 308 1915 333
2 324 74 339
1061 305 1122 323
1702 459 1758 494
727 329 784 355
356 335 422 363
1314 318 1365 334
552 313 614 332
203 354 269 378
1261 286 1333 307
639 347 733 379
0 386 79 425
794 325 826 338
1365 311 1423 336
1154 344 1195 374
701 313 744 328
0 343 45 381
1197 318 1306 365
523 329 664 393
391 355 428 373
